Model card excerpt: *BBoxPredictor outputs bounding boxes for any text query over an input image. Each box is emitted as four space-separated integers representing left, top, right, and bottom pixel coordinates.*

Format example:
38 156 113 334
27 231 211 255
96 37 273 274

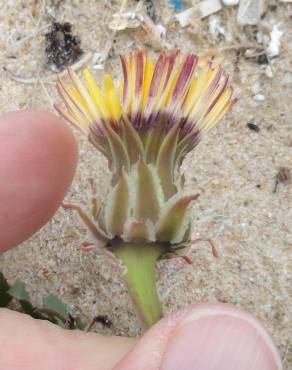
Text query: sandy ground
0 0 291 367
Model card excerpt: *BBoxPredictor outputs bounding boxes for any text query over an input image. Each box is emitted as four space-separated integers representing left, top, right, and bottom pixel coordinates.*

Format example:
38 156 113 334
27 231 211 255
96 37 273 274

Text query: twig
190 238 219 258
219 43 265 52
85 315 112 332
1 25 51 58
39 78 55 109
4 52 93 84
119 0 128 13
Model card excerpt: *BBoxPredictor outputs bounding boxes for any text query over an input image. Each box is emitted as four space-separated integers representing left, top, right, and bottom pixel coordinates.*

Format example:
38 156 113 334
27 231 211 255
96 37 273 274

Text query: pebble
265 65 274 79
266 25 283 57
253 94 265 102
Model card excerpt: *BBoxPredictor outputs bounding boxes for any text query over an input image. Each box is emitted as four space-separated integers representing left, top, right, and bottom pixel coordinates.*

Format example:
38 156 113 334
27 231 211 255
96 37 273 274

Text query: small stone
253 94 265 102
247 122 260 132
265 65 274 79
251 81 261 95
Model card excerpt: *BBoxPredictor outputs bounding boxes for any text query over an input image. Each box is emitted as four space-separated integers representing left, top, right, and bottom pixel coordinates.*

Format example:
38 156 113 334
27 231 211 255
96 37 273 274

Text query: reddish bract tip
180 255 193 265
78 241 95 253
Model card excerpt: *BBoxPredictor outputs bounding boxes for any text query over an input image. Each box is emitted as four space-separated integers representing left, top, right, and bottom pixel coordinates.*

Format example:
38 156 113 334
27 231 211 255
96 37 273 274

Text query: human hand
0 111 282 370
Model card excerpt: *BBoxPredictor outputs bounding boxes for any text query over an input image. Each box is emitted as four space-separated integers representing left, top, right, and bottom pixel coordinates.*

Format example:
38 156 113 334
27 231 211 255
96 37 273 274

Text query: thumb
115 302 282 370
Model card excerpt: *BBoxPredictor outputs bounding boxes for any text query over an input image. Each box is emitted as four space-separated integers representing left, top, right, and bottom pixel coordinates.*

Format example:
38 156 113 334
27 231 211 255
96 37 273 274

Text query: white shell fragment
253 94 265 102
237 0 265 25
266 25 283 57
208 15 225 38
156 24 167 38
222 0 239 6
265 65 274 78
109 12 143 31
175 8 195 27
198 0 222 19
175 0 222 26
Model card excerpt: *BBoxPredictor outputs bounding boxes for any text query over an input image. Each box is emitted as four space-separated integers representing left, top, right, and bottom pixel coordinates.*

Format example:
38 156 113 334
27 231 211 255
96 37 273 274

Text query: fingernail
161 305 282 370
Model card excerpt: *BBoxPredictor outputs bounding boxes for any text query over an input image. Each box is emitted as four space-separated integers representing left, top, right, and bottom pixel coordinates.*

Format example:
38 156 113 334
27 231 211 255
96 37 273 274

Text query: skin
0 110 78 251
0 111 282 370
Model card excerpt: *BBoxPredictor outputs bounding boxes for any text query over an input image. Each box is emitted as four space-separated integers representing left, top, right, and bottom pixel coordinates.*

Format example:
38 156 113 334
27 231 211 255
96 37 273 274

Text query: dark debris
247 122 260 132
94 315 113 328
86 315 113 332
255 53 269 65
45 22 83 72
273 167 291 193
135 0 156 22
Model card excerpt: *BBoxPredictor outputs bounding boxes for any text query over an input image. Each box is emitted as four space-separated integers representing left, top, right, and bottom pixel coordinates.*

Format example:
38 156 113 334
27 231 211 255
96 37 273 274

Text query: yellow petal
103 74 122 123
104 74 116 94
141 58 154 109
83 69 109 120
107 89 122 123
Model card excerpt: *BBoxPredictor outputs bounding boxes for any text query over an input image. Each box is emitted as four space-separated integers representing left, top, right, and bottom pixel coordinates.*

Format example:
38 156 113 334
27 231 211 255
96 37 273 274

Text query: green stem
114 242 165 330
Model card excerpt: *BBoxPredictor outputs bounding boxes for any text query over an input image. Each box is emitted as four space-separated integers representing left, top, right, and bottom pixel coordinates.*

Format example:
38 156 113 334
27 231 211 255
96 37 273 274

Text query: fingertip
0 110 78 251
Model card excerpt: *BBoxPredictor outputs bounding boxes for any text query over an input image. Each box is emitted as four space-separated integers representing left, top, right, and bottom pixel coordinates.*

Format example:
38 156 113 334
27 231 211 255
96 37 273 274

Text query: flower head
56 49 236 245
56 50 235 173
56 50 236 328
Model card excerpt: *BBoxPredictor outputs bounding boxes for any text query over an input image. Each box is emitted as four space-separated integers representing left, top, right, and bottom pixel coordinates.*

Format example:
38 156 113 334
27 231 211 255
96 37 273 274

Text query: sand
0 0 291 367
